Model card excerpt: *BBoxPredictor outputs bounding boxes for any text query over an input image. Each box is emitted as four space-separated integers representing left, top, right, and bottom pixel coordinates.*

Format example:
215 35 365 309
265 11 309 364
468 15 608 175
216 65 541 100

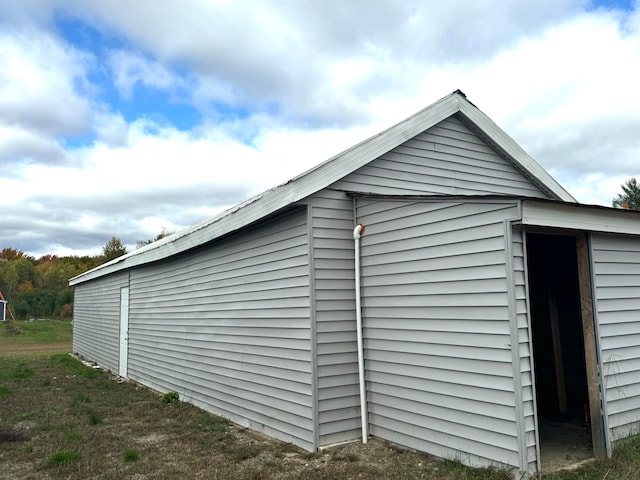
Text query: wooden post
548 290 568 414
576 233 606 458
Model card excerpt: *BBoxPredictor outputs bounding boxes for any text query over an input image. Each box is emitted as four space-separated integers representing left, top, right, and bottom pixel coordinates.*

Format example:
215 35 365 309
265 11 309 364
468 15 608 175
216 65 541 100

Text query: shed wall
591 233 640 443
72 271 129 373
307 189 361 446
126 208 315 449
331 115 549 198
356 199 522 468
514 229 538 471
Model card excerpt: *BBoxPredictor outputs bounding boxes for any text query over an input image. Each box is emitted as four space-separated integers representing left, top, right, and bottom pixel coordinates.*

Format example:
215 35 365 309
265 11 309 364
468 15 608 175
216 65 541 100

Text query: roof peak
70 91 575 285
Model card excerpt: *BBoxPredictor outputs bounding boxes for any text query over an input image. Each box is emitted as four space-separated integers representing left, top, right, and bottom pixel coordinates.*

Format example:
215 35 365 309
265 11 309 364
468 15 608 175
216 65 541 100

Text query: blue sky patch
589 0 637 11
55 14 202 133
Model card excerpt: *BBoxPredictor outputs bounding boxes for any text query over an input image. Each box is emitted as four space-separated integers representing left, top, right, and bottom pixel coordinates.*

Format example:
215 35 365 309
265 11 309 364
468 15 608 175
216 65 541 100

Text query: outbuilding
70 90 640 475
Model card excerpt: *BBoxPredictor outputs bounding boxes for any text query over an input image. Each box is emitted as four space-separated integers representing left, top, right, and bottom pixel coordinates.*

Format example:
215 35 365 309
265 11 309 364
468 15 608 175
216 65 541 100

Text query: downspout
353 224 368 443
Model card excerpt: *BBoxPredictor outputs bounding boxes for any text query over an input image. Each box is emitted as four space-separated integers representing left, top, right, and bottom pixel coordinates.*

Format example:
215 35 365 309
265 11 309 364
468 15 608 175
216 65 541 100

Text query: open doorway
526 233 594 470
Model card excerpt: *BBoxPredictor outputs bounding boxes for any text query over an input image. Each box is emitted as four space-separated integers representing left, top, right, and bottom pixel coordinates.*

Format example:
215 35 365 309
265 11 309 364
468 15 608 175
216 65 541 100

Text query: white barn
70 90 640 475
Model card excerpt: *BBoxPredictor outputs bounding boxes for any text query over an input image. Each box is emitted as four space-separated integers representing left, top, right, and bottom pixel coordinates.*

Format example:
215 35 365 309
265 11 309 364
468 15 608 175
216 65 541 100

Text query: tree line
0 230 174 321
0 248 101 320
0 236 126 320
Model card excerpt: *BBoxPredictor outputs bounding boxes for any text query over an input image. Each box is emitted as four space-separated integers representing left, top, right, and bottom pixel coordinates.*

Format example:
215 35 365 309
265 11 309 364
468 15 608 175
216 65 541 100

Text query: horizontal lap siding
72 272 129 373
358 200 521 468
308 190 360 446
592 234 640 443
514 229 538 471
128 208 314 450
331 116 549 198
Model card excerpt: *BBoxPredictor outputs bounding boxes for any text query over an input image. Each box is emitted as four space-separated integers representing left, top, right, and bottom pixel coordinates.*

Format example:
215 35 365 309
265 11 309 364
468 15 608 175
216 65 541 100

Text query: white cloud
0 29 92 137
108 50 187 100
1 0 640 255
0 125 68 166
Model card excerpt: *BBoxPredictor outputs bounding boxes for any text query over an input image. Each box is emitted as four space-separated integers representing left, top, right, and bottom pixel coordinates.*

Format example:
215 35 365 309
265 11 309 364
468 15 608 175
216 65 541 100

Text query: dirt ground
539 421 594 472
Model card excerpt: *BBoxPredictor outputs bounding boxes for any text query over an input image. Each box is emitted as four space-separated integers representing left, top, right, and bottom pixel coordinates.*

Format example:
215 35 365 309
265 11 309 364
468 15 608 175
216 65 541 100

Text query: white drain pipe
353 224 368 443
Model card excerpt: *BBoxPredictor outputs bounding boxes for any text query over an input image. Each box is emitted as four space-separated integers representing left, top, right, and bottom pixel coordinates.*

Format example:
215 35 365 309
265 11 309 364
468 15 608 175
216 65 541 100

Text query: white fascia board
521 200 640 235
70 93 464 285
458 100 576 203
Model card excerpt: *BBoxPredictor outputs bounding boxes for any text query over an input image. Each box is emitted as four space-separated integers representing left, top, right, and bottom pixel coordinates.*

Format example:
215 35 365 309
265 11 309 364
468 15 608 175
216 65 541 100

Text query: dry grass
0 353 513 480
1 322 640 479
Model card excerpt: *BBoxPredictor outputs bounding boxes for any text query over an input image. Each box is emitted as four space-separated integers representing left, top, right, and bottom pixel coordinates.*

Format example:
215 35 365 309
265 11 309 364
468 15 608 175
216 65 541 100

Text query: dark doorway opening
526 233 593 469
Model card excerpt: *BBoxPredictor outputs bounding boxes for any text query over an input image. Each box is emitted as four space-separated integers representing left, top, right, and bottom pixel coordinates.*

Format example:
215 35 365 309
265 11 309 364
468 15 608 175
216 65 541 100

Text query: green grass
0 385 12 398
52 353 98 378
161 391 180 403
88 411 103 425
65 432 82 442
0 319 72 345
3 366 35 379
123 449 140 462
44 450 82 466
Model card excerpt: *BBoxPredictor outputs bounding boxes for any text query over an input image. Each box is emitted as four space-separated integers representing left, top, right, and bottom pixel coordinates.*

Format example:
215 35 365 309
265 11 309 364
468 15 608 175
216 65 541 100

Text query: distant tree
0 247 35 263
0 257 36 301
37 254 58 264
0 248 105 319
612 177 640 210
102 237 128 262
136 227 175 249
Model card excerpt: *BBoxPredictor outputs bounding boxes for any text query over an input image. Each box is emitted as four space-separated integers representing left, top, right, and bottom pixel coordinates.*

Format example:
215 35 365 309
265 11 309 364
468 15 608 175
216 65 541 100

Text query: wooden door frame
524 228 607 467
575 232 606 458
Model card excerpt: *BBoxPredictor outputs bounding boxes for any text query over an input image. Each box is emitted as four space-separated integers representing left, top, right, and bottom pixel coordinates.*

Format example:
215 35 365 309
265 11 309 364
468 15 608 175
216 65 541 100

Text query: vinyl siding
592 233 640 443
72 271 129 373
126 208 315 450
307 189 360 446
331 115 549 198
357 199 522 468
514 228 539 471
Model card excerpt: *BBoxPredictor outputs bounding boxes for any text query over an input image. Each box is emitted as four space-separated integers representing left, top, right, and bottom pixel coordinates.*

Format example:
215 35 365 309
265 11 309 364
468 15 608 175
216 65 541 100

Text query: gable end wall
331 116 550 198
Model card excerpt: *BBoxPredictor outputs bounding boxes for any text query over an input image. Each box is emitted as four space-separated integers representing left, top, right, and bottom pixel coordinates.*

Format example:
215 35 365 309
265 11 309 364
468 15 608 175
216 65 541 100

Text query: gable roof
70 90 575 285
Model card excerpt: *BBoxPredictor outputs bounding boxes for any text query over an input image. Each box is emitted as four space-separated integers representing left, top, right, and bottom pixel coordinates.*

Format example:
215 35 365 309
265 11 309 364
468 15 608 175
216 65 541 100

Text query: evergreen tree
102 237 128 262
613 177 640 210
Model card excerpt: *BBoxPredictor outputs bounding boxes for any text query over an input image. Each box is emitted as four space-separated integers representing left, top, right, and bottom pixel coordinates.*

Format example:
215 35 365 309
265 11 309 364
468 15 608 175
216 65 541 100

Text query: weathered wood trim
548 292 568 413
576 232 606 458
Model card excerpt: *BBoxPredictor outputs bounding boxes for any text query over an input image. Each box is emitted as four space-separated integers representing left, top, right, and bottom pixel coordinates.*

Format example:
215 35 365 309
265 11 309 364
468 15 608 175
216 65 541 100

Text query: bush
162 391 180 404
59 303 73 319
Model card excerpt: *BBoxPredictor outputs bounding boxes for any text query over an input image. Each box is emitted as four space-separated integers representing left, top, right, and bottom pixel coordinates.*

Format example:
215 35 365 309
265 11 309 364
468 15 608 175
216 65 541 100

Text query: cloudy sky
1 0 639 257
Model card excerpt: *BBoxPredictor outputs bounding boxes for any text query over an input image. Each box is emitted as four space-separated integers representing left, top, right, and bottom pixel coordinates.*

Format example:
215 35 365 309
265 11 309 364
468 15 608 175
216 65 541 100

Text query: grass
0 319 72 358
124 449 140 462
0 352 512 480
0 319 72 344
2 324 640 479
2 355 639 480
45 450 82 466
